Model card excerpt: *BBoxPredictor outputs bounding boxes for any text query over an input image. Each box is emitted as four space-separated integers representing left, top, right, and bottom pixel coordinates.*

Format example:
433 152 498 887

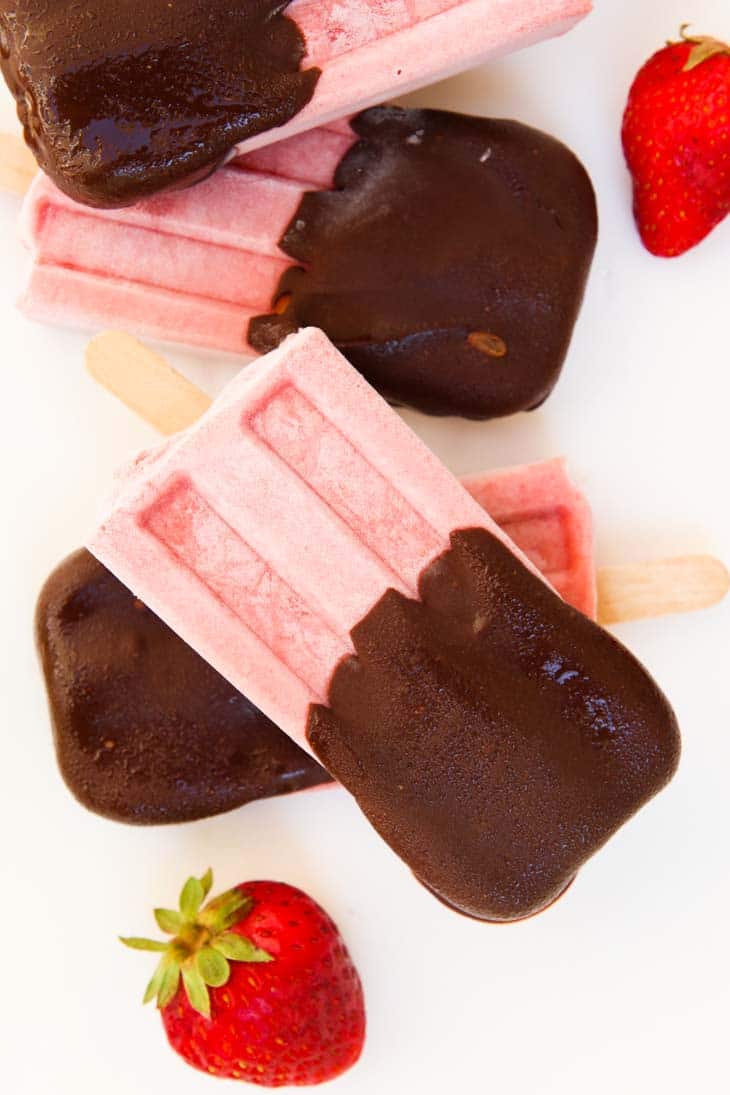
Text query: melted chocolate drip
249 107 598 420
36 550 331 824
0 1 319 207
307 528 680 922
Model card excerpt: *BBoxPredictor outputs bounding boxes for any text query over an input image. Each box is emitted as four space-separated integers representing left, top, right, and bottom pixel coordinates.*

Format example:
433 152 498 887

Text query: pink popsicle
19 103 596 373
19 103 598 421
89 328 679 922
19 124 354 352
235 0 592 156
463 458 596 618
91 327 544 739
1 0 591 210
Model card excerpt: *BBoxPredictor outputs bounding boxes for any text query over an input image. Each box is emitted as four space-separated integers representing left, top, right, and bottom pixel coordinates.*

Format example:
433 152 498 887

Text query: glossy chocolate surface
250 107 598 419
307 528 680 921
36 550 331 824
0 0 318 207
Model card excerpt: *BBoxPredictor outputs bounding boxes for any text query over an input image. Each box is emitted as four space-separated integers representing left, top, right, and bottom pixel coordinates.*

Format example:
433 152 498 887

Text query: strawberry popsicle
38 458 595 825
89 328 680 920
20 107 597 419
0 0 592 208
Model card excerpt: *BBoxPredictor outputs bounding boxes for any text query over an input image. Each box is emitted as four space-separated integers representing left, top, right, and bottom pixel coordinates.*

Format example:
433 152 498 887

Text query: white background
1 1 728 1092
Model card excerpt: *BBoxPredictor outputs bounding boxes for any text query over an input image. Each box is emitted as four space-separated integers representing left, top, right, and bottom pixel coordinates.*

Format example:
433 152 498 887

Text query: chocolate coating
36 550 331 824
0 1 319 207
249 107 598 420
307 528 680 921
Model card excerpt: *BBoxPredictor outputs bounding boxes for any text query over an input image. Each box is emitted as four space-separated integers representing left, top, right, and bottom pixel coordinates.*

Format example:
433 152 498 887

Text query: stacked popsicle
19 123 359 354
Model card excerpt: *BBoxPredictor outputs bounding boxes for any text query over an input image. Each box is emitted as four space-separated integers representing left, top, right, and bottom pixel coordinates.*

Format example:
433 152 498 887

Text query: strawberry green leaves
215 932 272 963
198 886 252 933
678 25 730 72
120 869 272 1017
179 868 213 920
157 962 182 1010
154 907 182 934
182 964 211 1018
119 937 169 952
141 954 181 1009
197 947 230 988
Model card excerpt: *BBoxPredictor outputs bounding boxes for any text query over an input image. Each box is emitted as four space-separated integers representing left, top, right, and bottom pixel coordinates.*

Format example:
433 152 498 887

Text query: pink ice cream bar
90 327 539 736
18 127 352 354
20 106 597 419
1 0 592 208
239 0 594 156
462 458 596 618
89 328 679 921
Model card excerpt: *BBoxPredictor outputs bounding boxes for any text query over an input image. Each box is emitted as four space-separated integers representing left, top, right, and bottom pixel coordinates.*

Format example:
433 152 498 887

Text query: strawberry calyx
121 869 272 1019
675 24 730 72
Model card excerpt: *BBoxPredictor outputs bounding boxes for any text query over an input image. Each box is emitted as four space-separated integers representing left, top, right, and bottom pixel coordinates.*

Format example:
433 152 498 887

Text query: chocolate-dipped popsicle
250 108 598 418
0 1 319 208
19 108 597 419
36 549 331 823
308 527 679 920
0 1 591 208
89 329 680 921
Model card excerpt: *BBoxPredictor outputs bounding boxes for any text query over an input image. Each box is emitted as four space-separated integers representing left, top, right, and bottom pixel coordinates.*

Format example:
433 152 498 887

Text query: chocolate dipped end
36 550 331 824
0 1 319 208
306 529 680 922
249 107 598 420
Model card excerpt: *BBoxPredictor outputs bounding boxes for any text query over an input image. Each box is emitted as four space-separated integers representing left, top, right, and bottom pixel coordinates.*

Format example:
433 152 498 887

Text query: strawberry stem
121 869 273 1017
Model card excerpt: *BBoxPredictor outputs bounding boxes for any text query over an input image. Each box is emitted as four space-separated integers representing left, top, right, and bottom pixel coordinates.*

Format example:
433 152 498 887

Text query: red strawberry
622 24 730 256
121 870 365 1086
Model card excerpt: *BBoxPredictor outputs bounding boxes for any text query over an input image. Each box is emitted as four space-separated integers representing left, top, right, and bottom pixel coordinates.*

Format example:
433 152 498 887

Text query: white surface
0 1 728 1092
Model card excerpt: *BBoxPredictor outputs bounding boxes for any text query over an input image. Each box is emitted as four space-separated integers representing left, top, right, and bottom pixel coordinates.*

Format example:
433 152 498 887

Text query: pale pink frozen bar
18 0 594 345
463 457 596 618
89 328 552 751
19 125 355 351
231 0 592 157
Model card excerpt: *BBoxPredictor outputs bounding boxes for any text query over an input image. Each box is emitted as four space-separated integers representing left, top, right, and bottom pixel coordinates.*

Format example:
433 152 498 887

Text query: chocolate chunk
36 550 331 824
249 107 598 419
307 528 680 921
0 1 319 207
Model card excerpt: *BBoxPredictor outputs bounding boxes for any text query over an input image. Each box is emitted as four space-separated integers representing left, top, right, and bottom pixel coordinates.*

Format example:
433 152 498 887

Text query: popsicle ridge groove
22 264 259 353
140 476 344 699
249 382 443 592
35 205 287 309
499 509 574 574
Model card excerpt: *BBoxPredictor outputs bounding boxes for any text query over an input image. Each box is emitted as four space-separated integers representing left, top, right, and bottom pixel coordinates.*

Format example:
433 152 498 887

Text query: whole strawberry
622 25 730 256
122 870 365 1086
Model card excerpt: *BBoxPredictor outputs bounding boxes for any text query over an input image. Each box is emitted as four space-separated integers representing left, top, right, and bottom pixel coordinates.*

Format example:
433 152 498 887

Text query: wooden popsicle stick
86 331 212 435
85 330 730 625
0 132 36 196
597 556 729 625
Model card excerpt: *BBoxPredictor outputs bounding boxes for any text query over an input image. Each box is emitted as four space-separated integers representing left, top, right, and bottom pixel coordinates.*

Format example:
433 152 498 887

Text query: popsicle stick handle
86 331 212 435
85 330 730 625
597 556 729 625
0 132 37 196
